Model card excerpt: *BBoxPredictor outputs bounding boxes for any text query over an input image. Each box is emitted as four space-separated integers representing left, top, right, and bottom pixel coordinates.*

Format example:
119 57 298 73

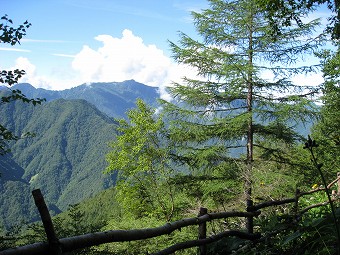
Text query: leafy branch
0 14 31 45
303 135 340 253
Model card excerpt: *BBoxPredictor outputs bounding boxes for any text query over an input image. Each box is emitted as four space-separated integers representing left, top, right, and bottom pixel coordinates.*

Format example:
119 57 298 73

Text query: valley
0 80 160 228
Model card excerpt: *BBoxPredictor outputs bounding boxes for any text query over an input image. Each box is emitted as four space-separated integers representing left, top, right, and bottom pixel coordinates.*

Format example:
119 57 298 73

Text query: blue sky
1 0 208 91
0 0 332 94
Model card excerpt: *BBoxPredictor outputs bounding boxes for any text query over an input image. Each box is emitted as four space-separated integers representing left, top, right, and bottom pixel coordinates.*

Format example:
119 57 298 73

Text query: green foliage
102 2 330 252
244 202 340 255
17 203 107 254
1 187 120 253
106 99 181 221
0 69 25 86
0 15 45 155
0 81 160 229
106 97 244 223
233 138 340 254
202 186 339 255
10 80 160 119
311 49 340 180
67 187 121 225
163 0 323 210
292 210 340 255
0 99 118 229
0 15 31 45
1 2 338 254
256 0 340 39
107 99 168 176
252 162 302 202
101 216 197 255
299 188 331 218
171 163 243 210
2 186 198 254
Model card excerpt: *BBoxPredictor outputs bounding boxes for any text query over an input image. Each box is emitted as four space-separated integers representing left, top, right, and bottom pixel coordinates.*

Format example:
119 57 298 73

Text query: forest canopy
1 0 340 254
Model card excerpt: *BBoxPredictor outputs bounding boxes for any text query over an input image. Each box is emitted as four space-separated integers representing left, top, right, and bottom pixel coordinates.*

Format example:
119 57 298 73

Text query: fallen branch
249 176 340 212
0 211 260 255
152 231 261 255
299 198 338 215
249 198 295 211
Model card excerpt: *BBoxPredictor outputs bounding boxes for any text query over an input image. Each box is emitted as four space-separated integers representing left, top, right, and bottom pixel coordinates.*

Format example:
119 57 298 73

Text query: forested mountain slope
0 99 118 227
11 80 159 119
0 79 313 229
0 80 160 228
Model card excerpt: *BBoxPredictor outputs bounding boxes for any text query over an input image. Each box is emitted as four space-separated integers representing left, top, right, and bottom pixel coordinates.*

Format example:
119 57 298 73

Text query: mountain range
11 80 159 119
0 80 314 229
0 80 160 228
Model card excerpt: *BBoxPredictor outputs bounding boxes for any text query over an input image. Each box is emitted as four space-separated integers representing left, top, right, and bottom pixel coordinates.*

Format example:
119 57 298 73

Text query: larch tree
256 0 340 40
162 0 325 231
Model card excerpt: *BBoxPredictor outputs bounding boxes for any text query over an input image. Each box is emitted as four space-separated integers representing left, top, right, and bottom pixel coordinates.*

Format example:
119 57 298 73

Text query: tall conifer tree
162 0 325 225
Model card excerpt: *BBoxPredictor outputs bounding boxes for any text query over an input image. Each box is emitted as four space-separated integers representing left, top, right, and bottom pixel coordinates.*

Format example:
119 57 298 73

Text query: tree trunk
245 5 254 234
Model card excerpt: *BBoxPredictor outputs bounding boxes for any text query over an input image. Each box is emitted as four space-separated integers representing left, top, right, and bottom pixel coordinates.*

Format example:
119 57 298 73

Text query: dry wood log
32 189 62 255
249 198 295 211
152 230 261 255
0 211 260 255
299 198 338 215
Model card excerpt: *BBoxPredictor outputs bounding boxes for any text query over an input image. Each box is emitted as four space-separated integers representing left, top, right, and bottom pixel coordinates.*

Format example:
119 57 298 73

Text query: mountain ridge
11 79 160 119
0 80 160 228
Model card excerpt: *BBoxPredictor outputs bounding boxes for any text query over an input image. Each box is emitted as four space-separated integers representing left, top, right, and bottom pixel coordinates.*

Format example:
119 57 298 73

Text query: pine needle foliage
163 0 325 206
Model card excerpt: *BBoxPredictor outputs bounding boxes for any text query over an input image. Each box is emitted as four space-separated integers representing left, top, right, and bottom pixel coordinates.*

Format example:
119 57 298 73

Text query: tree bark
246 4 254 234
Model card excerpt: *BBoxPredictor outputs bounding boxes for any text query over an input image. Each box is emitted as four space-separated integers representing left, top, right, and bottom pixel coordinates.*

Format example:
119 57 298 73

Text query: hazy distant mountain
0 80 160 228
12 80 160 119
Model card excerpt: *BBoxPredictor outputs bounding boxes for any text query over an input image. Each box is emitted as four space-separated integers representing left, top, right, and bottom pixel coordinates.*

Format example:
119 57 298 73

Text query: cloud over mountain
73 30 172 86
12 29 197 100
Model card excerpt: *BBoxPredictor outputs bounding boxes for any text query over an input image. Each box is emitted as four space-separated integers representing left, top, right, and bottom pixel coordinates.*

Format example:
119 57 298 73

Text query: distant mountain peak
0 79 160 228
12 80 160 119
13 82 36 89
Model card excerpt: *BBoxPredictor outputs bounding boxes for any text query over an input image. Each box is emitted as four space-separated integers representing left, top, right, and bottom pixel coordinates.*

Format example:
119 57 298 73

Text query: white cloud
7 27 325 102
14 57 36 75
71 29 198 99
52 53 76 58
4 29 199 95
72 29 172 85
291 72 324 87
12 57 61 90
0 47 31 52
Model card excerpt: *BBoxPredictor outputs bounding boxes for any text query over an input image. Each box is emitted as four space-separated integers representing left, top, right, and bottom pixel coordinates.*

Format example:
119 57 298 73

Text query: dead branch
249 198 296 211
0 211 260 255
299 198 339 215
152 231 261 255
